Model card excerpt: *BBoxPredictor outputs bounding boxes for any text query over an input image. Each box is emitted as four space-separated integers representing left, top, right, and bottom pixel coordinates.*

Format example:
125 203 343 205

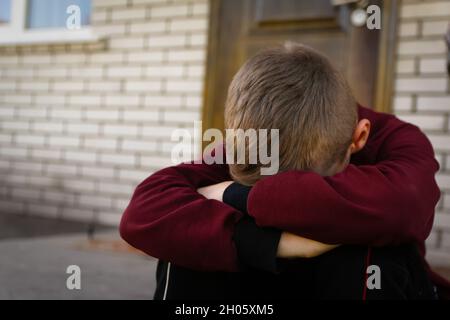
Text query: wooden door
202 0 398 131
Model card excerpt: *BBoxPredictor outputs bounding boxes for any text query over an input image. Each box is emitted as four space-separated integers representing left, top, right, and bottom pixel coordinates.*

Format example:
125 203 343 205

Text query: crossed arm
198 181 339 261
120 106 440 272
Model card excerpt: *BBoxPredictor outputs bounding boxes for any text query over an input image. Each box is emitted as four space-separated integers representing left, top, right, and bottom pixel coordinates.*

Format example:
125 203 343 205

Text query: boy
121 44 447 299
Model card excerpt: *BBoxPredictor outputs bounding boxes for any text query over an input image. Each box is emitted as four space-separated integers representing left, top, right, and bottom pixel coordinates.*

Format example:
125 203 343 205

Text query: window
27 0 91 29
0 0 97 45
0 0 12 24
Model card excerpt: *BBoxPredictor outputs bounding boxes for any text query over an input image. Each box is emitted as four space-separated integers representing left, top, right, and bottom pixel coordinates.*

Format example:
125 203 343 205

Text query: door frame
373 0 399 114
202 0 399 130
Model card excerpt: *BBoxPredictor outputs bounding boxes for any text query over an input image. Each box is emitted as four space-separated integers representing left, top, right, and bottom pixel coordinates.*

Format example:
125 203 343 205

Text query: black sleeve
223 182 281 273
222 182 251 214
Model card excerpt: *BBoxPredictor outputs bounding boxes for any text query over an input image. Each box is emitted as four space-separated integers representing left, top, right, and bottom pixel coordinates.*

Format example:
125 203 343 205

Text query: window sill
0 28 100 46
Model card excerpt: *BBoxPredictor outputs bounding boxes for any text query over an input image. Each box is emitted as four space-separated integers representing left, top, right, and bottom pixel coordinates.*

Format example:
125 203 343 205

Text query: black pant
313 245 437 299
155 244 437 300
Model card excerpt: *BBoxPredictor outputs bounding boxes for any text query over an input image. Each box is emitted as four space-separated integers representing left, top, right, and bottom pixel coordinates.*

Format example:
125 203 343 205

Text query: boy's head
225 43 370 185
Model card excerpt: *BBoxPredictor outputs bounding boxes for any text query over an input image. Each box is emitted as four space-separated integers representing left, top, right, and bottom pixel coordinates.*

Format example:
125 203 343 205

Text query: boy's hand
277 232 340 258
198 181 234 201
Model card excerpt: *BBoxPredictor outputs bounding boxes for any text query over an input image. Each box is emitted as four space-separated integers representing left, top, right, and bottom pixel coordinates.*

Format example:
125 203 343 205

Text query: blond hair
225 43 357 185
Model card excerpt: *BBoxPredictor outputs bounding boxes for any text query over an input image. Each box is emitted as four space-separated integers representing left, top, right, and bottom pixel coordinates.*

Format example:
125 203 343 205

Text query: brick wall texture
393 0 450 264
0 0 449 263
0 0 209 226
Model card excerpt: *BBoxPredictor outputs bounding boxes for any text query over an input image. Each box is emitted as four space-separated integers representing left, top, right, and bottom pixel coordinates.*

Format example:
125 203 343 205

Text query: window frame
0 0 97 45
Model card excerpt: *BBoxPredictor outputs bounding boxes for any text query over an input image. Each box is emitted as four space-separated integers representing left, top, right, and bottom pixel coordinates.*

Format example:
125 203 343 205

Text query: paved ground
0 213 157 300
0 213 112 240
1 213 449 300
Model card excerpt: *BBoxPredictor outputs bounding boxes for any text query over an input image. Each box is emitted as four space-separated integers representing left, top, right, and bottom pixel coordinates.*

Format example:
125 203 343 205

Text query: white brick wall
394 0 450 264
0 0 209 226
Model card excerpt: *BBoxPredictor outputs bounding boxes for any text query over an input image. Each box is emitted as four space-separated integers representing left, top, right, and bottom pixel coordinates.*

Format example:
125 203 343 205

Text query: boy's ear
350 119 371 154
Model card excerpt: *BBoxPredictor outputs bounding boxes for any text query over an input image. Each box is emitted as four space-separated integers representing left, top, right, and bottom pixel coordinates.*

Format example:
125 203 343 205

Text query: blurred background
0 0 449 299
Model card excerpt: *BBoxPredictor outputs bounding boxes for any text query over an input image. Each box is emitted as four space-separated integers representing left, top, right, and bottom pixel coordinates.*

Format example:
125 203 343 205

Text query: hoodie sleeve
247 107 440 246
120 160 243 272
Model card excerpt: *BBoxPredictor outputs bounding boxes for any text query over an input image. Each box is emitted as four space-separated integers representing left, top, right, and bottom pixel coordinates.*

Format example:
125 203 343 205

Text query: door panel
203 0 398 131
253 0 336 23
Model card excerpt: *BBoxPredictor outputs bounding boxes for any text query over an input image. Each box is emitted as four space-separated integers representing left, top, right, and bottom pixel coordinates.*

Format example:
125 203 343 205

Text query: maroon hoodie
120 106 450 299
